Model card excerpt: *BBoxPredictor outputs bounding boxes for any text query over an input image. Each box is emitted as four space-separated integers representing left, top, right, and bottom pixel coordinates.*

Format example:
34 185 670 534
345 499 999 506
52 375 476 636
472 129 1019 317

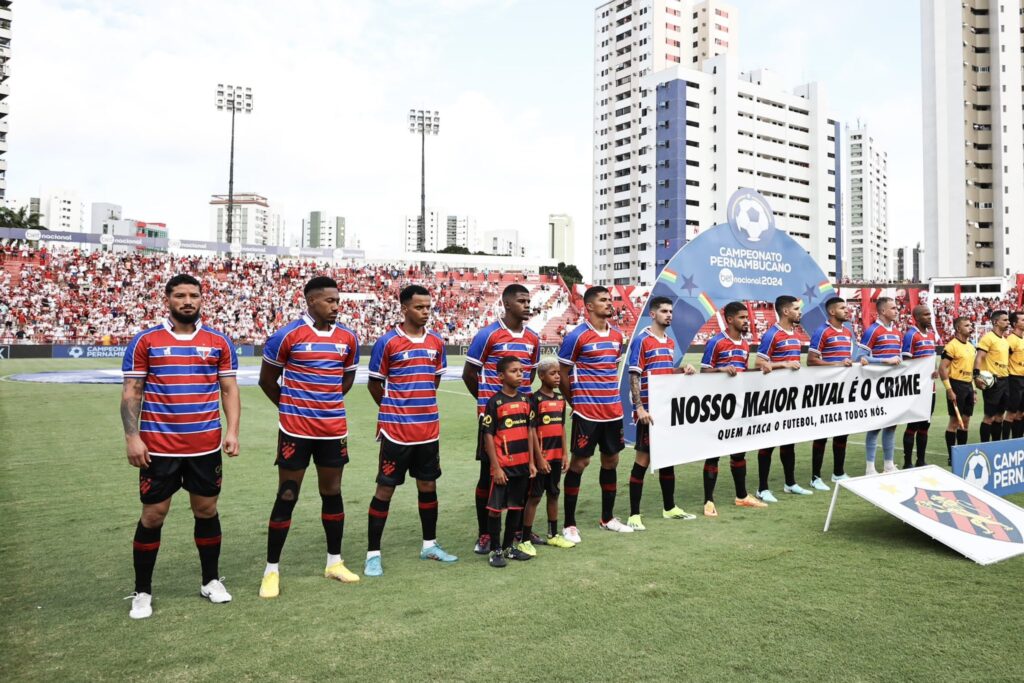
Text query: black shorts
1009 376 1024 413
982 378 1009 417
570 415 625 458
276 431 349 470
487 473 529 512
947 379 976 418
529 459 563 498
139 451 222 504
635 422 651 453
376 437 441 487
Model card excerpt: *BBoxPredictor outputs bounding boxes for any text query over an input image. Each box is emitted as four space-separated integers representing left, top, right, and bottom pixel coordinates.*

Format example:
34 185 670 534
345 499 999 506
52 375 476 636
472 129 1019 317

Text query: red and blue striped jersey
757 324 802 363
465 320 540 415
627 326 675 413
122 320 237 457
901 326 938 359
808 323 854 363
262 314 360 439
860 321 902 359
368 326 448 445
701 332 749 371
558 321 624 422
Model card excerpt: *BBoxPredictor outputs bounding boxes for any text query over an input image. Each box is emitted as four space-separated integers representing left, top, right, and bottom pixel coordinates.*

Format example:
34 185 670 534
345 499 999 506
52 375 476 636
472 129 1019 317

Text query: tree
438 244 470 255
0 206 43 230
556 262 583 287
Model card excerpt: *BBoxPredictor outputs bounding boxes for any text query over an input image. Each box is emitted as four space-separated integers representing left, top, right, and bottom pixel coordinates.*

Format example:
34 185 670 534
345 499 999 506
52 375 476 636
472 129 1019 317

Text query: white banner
829 466 1024 565
648 358 934 469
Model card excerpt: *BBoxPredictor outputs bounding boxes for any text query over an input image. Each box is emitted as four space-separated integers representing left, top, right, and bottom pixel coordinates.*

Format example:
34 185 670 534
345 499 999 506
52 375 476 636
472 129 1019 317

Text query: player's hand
223 433 240 458
887 357 901 366
932 370 938 379
788 362 801 371
492 467 507 486
684 364 696 375
539 459 551 475
946 388 956 401
529 461 537 478
974 379 986 390
761 364 772 374
843 358 853 367
636 407 652 426
725 366 739 377
126 435 150 469
860 357 869 366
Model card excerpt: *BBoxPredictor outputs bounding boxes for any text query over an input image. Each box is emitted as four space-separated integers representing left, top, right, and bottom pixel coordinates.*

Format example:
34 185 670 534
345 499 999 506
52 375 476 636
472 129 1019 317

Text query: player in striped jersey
257 276 361 598
364 285 457 577
462 284 540 554
699 302 767 516
859 297 903 474
807 297 862 488
755 295 812 501
626 296 697 530
558 286 631 542
900 305 939 469
120 274 240 619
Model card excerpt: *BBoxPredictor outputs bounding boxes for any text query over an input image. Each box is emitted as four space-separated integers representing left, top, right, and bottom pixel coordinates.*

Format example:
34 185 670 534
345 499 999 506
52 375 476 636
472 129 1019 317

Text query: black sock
475 460 490 536
194 515 222 585
811 438 826 479
133 521 161 594
1002 420 1013 440
563 470 582 527
367 496 390 552
629 463 646 516
503 509 523 548
833 435 847 476
320 493 344 556
267 481 299 563
548 519 558 537
703 458 719 503
944 431 956 463
914 427 928 466
902 427 915 467
418 490 438 541
1014 421 1024 439
780 445 796 487
488 514 501 551
757 448 772 492
599 467 617 523
980 423 991 442
659 467 676 511
956 429 968 445
730 454 748 499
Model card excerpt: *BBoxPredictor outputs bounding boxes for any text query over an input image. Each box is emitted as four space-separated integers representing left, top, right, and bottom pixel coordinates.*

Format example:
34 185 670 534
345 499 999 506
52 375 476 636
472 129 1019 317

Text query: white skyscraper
34 188 84 231
0 2 11 201
549 213 575 262
921 0 1024 279
846 124 889 281
209 193 280 246
447 214 478 252
302 211 344 249
404 209 446 252
592 0 842 285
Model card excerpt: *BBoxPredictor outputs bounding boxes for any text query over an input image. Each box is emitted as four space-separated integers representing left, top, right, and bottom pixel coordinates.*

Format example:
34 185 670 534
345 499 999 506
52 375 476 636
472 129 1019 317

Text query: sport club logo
902 488 1022 543
196 346 213 360
381 460 396 476
727 188 776 247
68 346 84 358
280 441 296 461
962 450 991 488
335 344 349 356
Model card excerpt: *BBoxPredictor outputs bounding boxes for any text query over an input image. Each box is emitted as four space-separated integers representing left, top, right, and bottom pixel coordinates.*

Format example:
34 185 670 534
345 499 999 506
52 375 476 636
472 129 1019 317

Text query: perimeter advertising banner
951 438 1024 498
648 358 934 468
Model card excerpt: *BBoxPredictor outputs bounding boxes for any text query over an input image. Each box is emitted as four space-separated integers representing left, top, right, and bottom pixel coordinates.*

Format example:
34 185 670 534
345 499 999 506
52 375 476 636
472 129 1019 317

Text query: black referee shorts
982 377 1009 417
947 379 975 419
1009 376 1024 413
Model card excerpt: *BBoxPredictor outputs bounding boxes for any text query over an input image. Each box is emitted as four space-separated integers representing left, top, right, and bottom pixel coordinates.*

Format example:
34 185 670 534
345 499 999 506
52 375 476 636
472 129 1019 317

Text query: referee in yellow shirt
1008 312 1024 440
939 317 977 464
974 310 1011 442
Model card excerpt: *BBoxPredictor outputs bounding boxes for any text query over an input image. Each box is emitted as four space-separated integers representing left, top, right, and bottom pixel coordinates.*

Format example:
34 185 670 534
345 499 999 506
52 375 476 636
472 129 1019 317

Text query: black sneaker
474 533 491 555
504 546 532 562
529 532 547 546
488 550 507 568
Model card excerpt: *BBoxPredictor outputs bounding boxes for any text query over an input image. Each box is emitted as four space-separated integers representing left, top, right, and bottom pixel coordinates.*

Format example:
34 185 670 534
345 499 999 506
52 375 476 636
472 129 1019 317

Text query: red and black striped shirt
530 391 565 462
483 391 531 473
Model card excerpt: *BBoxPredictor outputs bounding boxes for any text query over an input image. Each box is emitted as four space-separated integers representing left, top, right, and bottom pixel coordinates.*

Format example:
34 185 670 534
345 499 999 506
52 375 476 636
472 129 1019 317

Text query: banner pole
823 482 842 532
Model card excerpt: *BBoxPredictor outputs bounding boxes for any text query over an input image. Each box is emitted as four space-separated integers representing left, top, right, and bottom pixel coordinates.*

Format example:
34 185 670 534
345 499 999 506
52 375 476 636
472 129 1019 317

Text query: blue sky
9 1 922 273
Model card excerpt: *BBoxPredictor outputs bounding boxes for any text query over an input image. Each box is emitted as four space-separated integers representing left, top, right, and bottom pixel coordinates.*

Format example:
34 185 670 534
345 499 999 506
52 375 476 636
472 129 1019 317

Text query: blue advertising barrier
619 188 835 446
952 438 1024 498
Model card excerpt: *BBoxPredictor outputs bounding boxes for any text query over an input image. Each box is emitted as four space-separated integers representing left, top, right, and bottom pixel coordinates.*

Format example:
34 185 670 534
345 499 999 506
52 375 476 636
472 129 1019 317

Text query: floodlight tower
215 84 253 248
408 109 440 252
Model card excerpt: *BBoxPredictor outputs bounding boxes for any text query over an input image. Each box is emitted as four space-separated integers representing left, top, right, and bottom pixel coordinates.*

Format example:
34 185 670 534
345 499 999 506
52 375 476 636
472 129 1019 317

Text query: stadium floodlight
215 84 254 250
408 109 440 252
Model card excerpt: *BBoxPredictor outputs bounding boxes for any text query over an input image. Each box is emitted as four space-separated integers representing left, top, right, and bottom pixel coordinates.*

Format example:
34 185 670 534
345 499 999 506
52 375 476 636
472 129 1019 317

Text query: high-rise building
404 209 446 252
91 202 122 233
593 0 842 285
0 2 11 201
33 188 84 231
446 214 478 252
846 124 889 281
921 0 1024 279
209 192 279 246
483 229 524 258
549 213 575 262
302 211 345 249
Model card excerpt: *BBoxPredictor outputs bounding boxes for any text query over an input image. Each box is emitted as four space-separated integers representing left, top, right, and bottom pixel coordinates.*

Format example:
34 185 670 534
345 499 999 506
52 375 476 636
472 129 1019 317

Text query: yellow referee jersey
1009 333 1024 377
978 331 1010 378
942 337 976 382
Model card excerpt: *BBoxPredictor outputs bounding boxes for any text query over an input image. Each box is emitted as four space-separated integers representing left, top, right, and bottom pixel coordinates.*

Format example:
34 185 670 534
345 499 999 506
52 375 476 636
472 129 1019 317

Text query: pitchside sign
619 188 834 446
649 358 934 468
951 438 1024 498
825 466 1024 565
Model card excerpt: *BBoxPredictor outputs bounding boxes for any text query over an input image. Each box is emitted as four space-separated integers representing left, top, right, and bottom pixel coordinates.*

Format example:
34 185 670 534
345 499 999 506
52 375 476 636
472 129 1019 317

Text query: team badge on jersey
196 346 213 360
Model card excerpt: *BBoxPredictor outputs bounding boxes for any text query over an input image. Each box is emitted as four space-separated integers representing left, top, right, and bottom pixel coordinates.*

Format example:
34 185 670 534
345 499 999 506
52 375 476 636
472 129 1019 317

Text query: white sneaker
599 517 635 533
831 473 850 482
866 463 879 476
562 525 582 544
810 477 830 491
882 462 899 474
783 483 814 496
757 489 778 503
200 578 232 604
127 592 152 620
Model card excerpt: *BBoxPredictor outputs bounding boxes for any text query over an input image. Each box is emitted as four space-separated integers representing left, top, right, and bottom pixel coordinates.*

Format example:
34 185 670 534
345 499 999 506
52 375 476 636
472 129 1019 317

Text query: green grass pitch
2 356 1023 681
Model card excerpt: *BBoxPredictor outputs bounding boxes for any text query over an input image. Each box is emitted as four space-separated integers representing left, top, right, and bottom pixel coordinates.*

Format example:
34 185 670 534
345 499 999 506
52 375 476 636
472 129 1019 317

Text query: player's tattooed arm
629 373 642 408
120 377 145 436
